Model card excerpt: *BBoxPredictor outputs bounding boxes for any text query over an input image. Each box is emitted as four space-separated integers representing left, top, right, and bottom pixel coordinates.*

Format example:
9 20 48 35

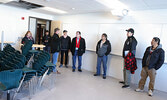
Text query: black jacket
42 35 51 46
50 34 61 53
21 36 34 44
60 36 71 50
71 37 86 56
96 40 111 56
122 36 137 58
142 45 165 70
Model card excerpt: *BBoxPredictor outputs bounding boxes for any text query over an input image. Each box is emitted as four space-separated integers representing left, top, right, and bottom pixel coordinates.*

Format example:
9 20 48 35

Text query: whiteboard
99 24 162 58
63 23 100 51
160 24 167 63
63 23 163 59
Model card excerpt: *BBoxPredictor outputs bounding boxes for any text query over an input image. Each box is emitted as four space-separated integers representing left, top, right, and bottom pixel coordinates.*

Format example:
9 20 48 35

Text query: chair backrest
0 69 23 91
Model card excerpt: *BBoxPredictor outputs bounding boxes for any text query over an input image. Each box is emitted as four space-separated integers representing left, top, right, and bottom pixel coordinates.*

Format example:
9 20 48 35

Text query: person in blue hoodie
135 37 165 96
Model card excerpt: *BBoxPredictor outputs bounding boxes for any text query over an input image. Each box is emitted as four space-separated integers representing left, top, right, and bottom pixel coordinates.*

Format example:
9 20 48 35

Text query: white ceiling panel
3 0 167 15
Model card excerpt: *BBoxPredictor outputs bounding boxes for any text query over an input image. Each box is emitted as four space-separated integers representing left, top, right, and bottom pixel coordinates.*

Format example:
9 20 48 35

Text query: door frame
28 16 52 43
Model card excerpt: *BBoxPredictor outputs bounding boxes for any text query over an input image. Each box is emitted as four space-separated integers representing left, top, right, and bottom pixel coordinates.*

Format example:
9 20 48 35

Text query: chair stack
32 51 51 76
0 44 55 100
0 45 26 71
21 40 33 62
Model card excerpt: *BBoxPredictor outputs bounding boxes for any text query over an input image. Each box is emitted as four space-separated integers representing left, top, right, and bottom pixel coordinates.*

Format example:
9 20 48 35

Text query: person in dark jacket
135 37 165 96
50 28 61 72
119 28 138 88
94 33 111 79
42 30 51 53
71 31 86 72
59 30 71 68
21 31 34 44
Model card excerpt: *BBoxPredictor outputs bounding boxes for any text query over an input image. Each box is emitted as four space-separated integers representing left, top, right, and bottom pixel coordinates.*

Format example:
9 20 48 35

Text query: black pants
60 50 69 65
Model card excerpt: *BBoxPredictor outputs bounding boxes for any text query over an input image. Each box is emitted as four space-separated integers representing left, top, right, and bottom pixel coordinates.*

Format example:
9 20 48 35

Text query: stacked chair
0 45 26 71
0 45 26 100
0 42 55 100
32 51 51 87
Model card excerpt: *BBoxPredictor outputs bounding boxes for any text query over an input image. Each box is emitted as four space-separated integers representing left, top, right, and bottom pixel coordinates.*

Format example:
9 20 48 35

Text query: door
29 17 37 43
51 21 62 36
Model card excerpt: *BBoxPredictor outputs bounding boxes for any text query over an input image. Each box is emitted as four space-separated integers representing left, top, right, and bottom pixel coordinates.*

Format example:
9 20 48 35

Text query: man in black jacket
119 28 138 88
59 30 71 68
42 30 51 53
71 31 86 72
94 33 111 79
135 37 165 96
50 28 61 72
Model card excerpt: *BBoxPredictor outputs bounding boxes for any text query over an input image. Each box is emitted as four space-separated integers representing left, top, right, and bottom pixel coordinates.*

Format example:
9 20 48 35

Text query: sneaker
59 64 63 68
103 76 106 79
148 90 153 96
122 85 130 88
94 74 100 76
119 81 125 84
57 71 61 74
135 88 144 92
65 65 68 68
78 69 82 72
72 69 75 72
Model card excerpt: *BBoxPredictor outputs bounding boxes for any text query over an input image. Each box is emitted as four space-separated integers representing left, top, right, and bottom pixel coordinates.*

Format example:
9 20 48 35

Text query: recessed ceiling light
111 9 128 16
41 7 67 14
44 0 51 2
71 8 75 10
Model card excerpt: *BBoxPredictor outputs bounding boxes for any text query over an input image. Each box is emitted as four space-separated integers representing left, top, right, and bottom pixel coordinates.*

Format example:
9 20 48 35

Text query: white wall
56 9 167 92
0 5 54 50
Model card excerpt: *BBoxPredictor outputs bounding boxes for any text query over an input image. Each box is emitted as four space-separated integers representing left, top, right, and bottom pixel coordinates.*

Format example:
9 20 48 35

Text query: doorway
28 17 51 44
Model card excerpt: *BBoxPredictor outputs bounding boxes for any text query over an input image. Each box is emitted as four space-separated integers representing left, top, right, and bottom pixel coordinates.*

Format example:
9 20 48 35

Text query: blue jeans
72 51 82 70
43 46 50 53
52 52 59 72
96 55 108 77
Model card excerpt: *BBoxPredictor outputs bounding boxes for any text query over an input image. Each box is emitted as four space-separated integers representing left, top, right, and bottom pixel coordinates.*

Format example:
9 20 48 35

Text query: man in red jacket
71 31 86 72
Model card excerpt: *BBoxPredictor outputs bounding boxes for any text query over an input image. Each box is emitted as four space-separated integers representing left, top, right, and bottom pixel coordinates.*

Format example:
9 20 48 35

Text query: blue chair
0 69 25 100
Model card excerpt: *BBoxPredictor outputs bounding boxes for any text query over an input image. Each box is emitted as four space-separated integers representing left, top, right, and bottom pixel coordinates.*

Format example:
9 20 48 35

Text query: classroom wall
0 5 54 50
55 9 167 92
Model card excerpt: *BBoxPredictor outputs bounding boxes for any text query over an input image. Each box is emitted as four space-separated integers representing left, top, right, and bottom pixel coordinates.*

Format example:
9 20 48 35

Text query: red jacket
124 52 137 74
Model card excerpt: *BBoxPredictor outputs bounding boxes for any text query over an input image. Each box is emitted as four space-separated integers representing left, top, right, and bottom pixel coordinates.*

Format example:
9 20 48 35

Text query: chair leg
13 74 26 100
7 90 10 100
38 69 49 88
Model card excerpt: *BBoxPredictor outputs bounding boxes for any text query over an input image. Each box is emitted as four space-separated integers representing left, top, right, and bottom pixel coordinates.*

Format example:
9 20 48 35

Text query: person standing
119 28 138 88
42 30 51 53
71 31 86 72
21 31 34 44
50 28 61 72
94 33 111 79
59 30 71 68
135 37 164 96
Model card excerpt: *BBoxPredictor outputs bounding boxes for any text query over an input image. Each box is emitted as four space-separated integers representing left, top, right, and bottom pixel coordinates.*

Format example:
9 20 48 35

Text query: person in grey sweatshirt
94 33 111 79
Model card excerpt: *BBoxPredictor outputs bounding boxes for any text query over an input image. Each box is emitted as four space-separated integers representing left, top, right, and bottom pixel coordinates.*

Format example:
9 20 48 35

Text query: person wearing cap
59 30 71 68
50 28 61 73
119 28 138 88
71 31 86 72
94 33 111 79
135 37 164 96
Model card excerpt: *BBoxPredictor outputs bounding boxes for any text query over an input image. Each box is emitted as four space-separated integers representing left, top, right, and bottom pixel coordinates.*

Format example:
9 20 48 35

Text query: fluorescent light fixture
41 7 67 14
96 0 128 10
0 0 16 3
